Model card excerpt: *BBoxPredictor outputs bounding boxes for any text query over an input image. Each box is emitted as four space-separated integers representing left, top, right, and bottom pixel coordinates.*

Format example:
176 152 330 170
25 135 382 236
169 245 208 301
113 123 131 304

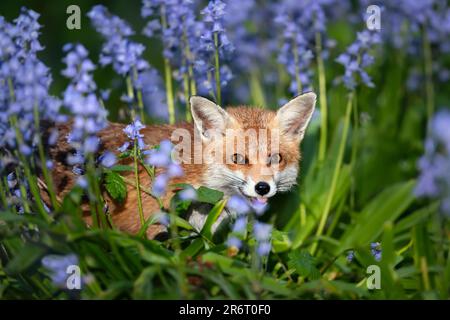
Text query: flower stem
183 73 191 122
0 178 7 208
33 103 59 209
133 139 145 227
422 29 434 125
315 31 328 163
311 91 354 255
133 67 146 123
213 32 222 105
160 8 176 124
10 119 51 222
86 154 107 228
7 79 51 222
292 39 303 94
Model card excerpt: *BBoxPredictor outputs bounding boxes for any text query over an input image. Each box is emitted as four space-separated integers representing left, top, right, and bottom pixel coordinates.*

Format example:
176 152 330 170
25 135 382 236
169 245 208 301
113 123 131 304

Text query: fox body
46 92 316 238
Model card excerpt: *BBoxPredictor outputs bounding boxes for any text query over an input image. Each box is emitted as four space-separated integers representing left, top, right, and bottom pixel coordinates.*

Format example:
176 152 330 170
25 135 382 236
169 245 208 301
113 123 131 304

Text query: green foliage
288 250 321 280
104 171 128 203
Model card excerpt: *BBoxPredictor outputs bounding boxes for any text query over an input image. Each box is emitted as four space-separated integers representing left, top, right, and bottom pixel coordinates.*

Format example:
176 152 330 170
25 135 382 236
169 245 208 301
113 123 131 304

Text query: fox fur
43 92 316 239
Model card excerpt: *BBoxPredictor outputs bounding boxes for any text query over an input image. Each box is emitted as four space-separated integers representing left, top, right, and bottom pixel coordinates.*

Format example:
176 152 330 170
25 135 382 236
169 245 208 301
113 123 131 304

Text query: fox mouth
238 188 271 204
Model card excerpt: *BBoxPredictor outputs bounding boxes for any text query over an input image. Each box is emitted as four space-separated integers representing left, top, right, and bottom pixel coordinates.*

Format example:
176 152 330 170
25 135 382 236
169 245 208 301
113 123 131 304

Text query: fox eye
269 153 282 165
232 153 247 165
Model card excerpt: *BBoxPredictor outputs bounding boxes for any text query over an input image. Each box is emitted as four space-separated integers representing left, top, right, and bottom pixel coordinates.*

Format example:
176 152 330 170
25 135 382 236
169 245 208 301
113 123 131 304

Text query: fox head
189 92 316 203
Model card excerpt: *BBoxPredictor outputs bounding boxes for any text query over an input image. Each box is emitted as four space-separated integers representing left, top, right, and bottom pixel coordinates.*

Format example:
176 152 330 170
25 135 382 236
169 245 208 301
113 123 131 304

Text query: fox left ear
190 96 234 141
276 92 316 141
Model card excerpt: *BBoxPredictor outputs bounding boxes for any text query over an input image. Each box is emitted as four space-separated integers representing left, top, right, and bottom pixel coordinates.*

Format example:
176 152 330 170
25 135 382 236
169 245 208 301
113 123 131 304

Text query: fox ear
276 92 316 141
190 96 233 140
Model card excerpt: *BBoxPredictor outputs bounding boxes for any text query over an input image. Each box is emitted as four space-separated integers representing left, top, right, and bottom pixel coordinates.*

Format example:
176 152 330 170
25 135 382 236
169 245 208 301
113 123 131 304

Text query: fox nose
255 182 270 196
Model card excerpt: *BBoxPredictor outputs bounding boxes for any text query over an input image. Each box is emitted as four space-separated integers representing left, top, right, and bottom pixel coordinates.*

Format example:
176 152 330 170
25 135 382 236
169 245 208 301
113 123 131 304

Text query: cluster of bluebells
335 30 381 90
88 5 149 77
415 110 450 216
146 140 184 197
118 122 185 198
141 0 199 105
0 8 64 159
225 195 270 257
273 0 343 94
61 43 110 185
360 0 450 53
88 5 166 118
346 242 382 262
118 119 147 153
371 242 382 261
5 172 27 214
359 0 450 89
41 254 79 288
141 0 234 99
197 0 234 93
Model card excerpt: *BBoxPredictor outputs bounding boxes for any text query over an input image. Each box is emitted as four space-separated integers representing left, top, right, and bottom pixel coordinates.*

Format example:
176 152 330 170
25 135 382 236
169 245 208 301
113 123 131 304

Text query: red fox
45 92 316 238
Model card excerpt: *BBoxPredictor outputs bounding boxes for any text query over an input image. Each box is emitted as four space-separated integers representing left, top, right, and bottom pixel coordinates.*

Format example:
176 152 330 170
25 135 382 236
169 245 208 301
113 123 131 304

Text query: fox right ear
190 96 232 140
276 92 316 141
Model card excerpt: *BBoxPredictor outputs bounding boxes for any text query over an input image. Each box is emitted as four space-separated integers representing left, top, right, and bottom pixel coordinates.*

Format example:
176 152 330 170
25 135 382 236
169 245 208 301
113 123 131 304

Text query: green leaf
196 186 224 204
110 165 134 172
271 229 291 253
181 238 204 258
336 180 415 253
104 171 127 203
133 267 156 299
200 199 227 240
5 245 46 274
288 250 320 280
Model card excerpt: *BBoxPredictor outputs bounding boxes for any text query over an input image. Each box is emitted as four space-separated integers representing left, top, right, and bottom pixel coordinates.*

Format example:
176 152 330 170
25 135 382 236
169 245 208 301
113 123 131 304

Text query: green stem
133 140 145 227
188 65 197 96
8 81 51 222
315 31 328 163
422 29 434 125
133 67 146 122
86 154 107 228
311 91 354 255
183 73 191 122
213 32 221 105
0 178 7 208
292 39 303 94
160 8 176 124
33 103 58 209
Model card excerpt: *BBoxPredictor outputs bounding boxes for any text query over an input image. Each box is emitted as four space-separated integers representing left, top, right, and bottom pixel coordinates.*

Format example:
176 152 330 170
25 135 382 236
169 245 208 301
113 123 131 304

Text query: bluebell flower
274 0 345 94
257 241 271 257
232 216 247 234
227 195 250 215
156 212 170 226
253 221 272 242
335 30 381 90
41 254 79 288
347 250 355 262
120 119 146 151
370 242 382 261
88 5 149 76
415 110 450 216
196 0 234 94
167 163 183 178
251 199 268 216
137 69 168 122
62 43 108 182
152 173 169 197
178 187 197 201
99 151 117 168
145 139 184 197
226 236 242 249
0 8 63 154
